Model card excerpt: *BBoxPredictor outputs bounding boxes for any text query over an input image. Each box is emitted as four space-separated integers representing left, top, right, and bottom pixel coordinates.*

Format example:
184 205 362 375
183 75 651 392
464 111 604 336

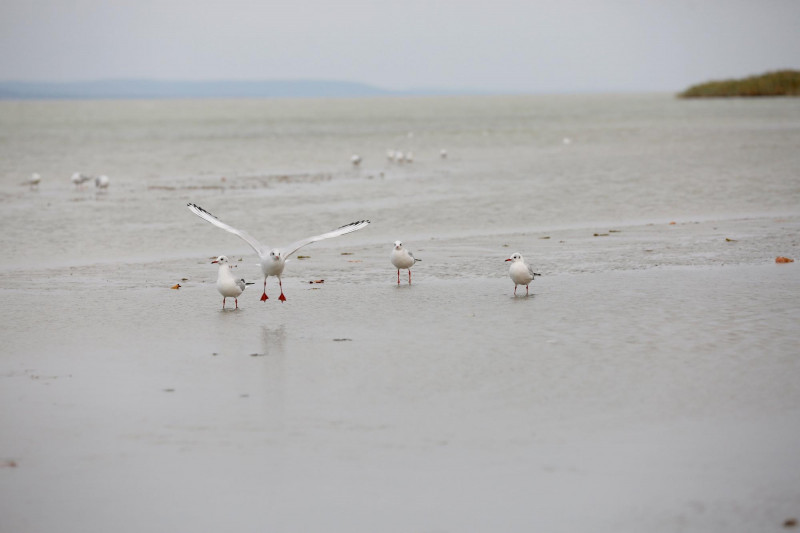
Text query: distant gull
95 175 110 189
404 151 414 163
71 172 91 188
440 149 447 159
187 203 370 302
505 253 541 296
391 241 421 285
211 255 254 309
29 173 41 188
351 154 362 166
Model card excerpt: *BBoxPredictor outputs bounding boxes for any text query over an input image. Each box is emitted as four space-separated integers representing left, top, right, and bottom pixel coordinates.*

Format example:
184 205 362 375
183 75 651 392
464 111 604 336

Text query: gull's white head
269 249 283 262
211 255 230 265
393 241 403 250
505 253 523 263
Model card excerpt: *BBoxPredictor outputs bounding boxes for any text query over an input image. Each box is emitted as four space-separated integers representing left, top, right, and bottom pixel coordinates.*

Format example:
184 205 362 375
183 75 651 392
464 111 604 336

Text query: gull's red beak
505 258 512 262
211 260 219 264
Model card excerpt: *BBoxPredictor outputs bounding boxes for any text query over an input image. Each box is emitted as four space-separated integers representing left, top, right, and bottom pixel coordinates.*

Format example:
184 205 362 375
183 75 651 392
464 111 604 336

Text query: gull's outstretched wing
187 203 267 255
282 220 370 258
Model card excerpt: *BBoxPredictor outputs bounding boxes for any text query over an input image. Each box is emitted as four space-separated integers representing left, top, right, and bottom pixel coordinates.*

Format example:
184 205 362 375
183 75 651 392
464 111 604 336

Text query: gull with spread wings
187 203 370 302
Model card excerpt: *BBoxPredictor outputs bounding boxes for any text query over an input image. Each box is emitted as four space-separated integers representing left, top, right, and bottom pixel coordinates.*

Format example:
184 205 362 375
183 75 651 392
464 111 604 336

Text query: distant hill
0 79 404 100
679 70 800 98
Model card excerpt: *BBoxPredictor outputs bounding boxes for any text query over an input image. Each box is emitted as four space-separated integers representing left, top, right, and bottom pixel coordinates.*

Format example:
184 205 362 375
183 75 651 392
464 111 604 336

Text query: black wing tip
187 202 218 219
339 219 370 229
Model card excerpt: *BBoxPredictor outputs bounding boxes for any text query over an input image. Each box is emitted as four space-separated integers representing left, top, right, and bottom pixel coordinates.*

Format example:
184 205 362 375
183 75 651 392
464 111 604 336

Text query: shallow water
1 95 799 532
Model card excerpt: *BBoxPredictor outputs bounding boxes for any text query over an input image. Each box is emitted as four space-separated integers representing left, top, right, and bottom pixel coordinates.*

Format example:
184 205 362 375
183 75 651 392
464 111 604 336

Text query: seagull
29 173 42 188
351 154 362 166
440 149 447 159
211 255 253 309
95 175 110 189
391 241 420 285
71 172 91 188
187 203 370 302
404 151 414 163
505 253 541 296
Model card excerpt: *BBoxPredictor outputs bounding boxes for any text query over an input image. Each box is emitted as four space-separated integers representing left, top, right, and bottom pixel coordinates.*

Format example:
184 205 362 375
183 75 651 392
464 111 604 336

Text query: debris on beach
540 236 550 239
784 518 797 528
669 221 676 225
341 252 354 255
593 233 609 237
348 260 362 263
1 460 18 468
333 338 352 342
308 280 324 284
298 255 311 259
181 277 189 281
171 284 181 289
775 256 794 263
250 353 265 357
725 238 737 242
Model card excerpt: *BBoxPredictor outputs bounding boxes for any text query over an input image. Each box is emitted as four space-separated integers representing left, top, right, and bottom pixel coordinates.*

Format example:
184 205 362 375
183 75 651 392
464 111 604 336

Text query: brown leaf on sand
308 280 325 284
784 518 797 528
669 221 676 225
775 256 794 263
725 238 737 242
171 284 181 289
348 260 363 263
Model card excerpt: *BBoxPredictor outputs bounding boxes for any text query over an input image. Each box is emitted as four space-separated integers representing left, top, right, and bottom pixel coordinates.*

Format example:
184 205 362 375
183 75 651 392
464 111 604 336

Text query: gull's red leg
278 278 286 301
261 277 268 301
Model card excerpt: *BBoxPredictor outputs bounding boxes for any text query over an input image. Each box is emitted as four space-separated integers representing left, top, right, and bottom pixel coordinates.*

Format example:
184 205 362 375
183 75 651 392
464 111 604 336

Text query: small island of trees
678 70 800 98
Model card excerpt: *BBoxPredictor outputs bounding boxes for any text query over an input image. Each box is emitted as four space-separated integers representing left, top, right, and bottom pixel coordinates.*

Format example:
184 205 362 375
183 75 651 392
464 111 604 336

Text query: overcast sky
1 0 799 93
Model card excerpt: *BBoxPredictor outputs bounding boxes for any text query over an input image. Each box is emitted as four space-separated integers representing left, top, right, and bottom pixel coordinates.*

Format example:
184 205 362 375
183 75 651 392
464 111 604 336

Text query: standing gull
187 203 370 302
391 241 421 285
71 172 91 188
505 253 541 296
211 255 253 309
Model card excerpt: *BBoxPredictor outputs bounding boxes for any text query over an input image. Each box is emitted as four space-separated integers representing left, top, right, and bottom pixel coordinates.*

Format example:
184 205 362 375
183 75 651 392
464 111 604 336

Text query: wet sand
2 95 800 531
1 222 799 532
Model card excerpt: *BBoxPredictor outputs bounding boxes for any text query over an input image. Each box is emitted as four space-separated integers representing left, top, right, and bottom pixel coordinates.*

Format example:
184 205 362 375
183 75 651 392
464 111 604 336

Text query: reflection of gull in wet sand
211 255 253 309
505 253 541 296
187 203 370 302
391 240 421 285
